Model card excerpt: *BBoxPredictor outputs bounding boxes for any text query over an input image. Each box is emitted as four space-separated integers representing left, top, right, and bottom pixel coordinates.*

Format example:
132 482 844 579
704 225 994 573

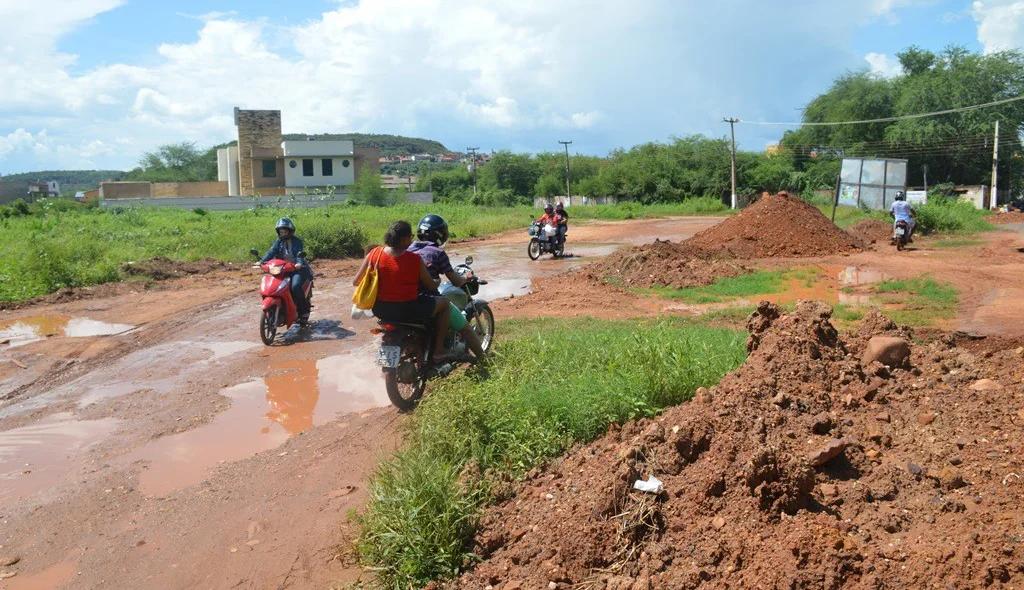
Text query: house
27 181 60 198
216 108 381 196
411 153 434 162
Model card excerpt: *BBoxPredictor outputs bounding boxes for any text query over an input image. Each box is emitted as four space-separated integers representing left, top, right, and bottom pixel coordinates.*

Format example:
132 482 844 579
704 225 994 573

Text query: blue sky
1 0 1021 174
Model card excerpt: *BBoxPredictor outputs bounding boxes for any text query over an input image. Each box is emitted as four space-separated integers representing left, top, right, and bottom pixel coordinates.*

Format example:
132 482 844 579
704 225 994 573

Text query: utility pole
922 164 928 195
558 140 572 201
991 120 1000 209
466 147 479 195
723 118 739 209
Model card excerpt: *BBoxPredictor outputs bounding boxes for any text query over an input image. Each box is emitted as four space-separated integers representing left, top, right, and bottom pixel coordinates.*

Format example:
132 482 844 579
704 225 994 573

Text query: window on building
289 160 297 169
262 160 277 178
302 159 314 177
322 158 333 176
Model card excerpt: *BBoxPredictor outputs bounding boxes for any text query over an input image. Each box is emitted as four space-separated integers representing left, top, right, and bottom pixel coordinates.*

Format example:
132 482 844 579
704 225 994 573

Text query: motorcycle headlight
269 265 282 276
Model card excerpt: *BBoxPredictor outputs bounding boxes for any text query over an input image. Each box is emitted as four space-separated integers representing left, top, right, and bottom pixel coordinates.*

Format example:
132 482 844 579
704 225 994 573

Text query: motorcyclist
889 191 917 242
408 214 486 361
260 217 313 324
554 202 569 244
537 204 560 250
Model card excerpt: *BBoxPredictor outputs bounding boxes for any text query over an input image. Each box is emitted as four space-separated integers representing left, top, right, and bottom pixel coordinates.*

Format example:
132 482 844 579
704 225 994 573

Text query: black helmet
275 217 295 237
544 204 554 214
417 214 449 246
895 190 906 201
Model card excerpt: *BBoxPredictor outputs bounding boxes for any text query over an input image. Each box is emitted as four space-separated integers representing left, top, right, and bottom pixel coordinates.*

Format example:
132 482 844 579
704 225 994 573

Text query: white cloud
865 52 903 77
972 1 1024 53
0 0 932 172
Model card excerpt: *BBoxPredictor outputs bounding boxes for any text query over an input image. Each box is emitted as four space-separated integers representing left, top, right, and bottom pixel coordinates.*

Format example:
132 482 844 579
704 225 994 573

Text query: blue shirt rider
260 217 313 323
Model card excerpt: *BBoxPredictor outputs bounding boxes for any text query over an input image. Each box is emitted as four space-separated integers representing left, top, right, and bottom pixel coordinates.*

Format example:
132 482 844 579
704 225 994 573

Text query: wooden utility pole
466 147 479 195
991 120 1000 209
558 140 572 201
922 164 928 194
723 118 739 209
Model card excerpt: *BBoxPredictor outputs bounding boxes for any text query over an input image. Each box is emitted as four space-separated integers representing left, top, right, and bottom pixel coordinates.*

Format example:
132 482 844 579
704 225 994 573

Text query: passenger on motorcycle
260 217 313 324
555 202 568 244
352 221 453 360
889 191 917 241
537 204 561 249
408 214 486 360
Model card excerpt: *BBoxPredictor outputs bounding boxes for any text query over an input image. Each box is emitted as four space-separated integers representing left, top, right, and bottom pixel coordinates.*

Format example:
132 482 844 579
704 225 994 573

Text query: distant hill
215 133 450 157
0 170 125 203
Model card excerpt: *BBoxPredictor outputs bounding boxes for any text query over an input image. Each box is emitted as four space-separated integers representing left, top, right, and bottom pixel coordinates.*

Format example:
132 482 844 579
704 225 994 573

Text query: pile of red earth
450 302 1024 589
494 271 662 320
989 211 1024 225
846 219 893 245
686 192 864 258
585 240 752 289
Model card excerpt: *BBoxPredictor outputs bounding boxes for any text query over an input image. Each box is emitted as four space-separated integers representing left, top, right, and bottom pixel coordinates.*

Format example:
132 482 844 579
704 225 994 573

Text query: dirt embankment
451 302 1024 589
585 240 750 290
686 192 864 258
846 219 893 245
989 211 1024 225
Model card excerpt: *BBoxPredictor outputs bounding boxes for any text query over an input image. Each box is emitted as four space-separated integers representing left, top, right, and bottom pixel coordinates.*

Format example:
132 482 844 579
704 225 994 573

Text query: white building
282 140 357 188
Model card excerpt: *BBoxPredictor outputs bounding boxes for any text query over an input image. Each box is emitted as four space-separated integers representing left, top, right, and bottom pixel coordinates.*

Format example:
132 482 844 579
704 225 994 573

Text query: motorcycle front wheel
527 238 541 260
471 302 496 353
260 306 279 345
384 341 426 411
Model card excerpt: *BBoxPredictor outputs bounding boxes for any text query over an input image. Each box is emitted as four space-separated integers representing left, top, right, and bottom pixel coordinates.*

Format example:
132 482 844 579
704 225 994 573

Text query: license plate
895 228 905 236
376 345 401 368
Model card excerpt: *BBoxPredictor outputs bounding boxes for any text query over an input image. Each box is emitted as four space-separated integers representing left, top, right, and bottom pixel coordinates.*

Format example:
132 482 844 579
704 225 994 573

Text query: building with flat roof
217 108 380 196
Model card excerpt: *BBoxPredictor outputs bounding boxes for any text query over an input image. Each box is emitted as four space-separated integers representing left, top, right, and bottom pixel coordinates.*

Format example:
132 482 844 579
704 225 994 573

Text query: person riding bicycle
408 214 486 361
889 191 917 241
554 202 569 244
537 204 561 250
260 217 313 324
352 221 453 360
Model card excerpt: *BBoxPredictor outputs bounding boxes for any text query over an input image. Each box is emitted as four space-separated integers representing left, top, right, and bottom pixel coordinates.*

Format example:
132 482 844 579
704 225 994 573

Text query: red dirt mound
493 271 663 320
450 301 1024 590
586 240 752 289
686 192 863 258
989 211 1024 225
846 219 892 245
120 256 236 280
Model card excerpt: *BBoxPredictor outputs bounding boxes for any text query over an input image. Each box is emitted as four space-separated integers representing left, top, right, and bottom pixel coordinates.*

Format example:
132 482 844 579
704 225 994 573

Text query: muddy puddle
129 352 389 496
0 413 119 510
1 561 77 590
0 315 134 348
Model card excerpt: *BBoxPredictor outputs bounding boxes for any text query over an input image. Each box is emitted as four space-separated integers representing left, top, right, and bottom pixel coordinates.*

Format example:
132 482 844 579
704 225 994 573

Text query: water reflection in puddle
0 315 134 348
130 352 390 496
478 279 531 300
0 413 119 509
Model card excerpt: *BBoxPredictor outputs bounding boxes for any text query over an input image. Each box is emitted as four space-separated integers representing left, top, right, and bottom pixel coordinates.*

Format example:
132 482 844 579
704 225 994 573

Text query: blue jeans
290 267 313 314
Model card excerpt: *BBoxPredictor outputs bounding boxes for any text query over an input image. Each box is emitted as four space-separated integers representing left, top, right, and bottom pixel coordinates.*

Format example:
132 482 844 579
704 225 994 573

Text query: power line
737 95 1024 126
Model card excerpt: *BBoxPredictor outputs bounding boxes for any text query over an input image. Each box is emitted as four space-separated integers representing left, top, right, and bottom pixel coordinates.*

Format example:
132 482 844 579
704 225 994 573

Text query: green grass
642 268 818 304
358 317 747 588
872 276 959 326
0 199 727 302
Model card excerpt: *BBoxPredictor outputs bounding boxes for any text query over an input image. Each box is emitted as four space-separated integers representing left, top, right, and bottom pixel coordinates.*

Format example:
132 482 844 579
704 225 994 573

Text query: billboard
838 157 908 211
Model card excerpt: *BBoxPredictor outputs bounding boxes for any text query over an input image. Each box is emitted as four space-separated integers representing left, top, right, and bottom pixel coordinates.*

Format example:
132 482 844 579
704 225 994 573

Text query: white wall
226 146 240 196
282 140 353 157
284 156 356 188
217 148 229 181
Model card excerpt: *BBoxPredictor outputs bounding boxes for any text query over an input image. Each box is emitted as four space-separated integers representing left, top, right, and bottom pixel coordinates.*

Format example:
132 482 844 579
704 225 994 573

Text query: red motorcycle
250 248 313 345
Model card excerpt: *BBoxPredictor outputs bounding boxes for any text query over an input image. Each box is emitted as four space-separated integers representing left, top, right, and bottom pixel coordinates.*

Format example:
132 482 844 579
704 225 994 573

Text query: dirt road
0 216 721 589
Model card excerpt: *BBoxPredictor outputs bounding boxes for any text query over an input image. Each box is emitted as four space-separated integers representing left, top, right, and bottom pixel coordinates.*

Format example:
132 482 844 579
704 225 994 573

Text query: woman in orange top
353 221 451 359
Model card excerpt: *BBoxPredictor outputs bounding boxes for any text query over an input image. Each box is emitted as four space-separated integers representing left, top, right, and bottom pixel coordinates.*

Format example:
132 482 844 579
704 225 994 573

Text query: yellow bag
352 247 384 310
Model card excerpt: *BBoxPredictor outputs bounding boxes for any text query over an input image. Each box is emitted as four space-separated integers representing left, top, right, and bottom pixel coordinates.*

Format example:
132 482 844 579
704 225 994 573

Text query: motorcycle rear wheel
384 342 426 411
527 238 541 260
260 306 278 345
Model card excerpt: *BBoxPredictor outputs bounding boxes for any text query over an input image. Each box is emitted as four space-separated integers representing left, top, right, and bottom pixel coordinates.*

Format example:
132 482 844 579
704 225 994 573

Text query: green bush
915 200 992 234
359 317 747 588
301 220 366 259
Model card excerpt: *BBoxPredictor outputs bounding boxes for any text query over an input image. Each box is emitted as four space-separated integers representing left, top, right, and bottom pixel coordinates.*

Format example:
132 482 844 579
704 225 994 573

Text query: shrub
301 219 366 259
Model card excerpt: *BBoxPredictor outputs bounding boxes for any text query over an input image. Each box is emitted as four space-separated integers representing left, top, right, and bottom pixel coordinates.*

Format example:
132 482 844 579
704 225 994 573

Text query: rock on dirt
862 336 911 368
807 438 849 467
969 379 1003 391
450 301 1024 589
685 192 864 258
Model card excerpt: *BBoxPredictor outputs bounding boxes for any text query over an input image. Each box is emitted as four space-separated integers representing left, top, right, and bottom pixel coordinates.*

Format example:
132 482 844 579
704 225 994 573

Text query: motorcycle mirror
465 256 473 266
296 251 306 259
249 248 260 257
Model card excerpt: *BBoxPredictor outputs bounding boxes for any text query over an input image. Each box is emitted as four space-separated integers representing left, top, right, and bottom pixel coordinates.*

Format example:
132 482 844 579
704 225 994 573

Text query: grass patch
872 276 958 326
358 317 747 588
642 268 816 304
0 200 726 302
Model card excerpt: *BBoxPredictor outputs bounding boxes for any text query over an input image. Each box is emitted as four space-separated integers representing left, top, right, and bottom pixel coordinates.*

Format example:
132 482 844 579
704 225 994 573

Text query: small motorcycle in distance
373 256 495 411
528 221 564 260
249 248 313 345
891 220 910 251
